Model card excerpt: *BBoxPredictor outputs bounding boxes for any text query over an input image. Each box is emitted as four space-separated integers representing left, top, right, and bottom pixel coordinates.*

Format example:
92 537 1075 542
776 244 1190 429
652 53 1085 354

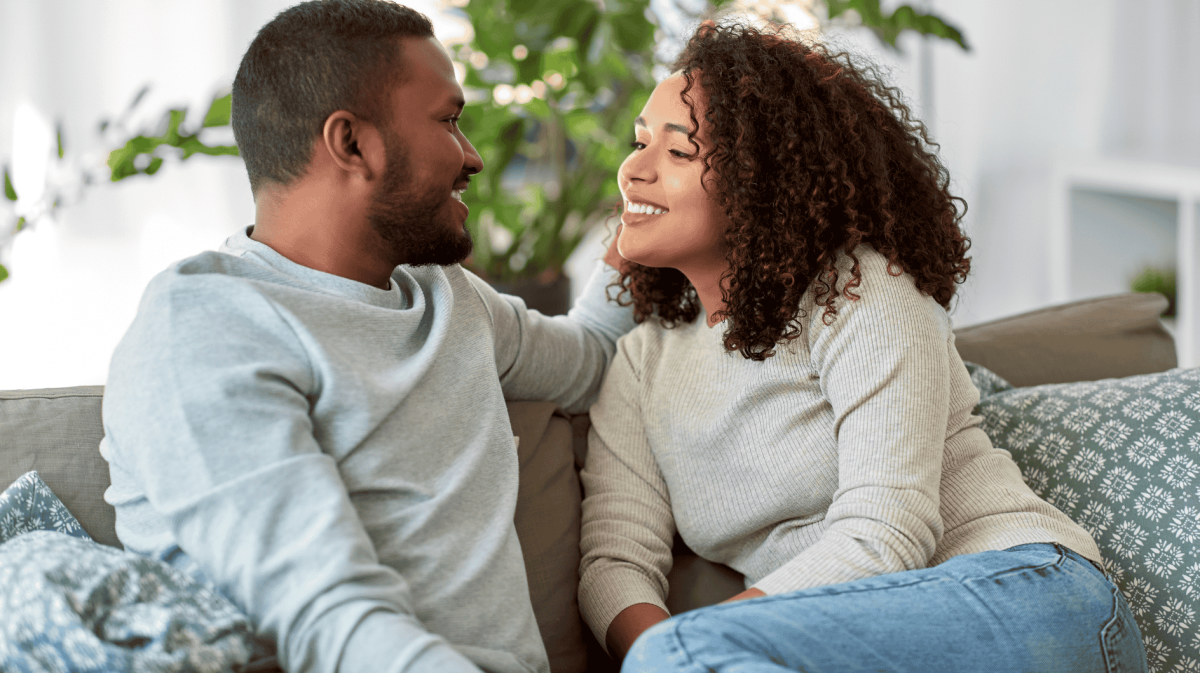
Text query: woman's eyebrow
634 116 690 135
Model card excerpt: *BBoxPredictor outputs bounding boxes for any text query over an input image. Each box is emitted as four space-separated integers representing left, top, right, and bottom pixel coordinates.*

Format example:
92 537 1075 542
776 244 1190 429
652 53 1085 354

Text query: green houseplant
451 0 656 309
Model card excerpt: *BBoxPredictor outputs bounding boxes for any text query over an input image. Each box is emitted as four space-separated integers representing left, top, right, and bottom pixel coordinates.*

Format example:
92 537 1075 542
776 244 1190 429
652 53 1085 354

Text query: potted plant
450 0 657 314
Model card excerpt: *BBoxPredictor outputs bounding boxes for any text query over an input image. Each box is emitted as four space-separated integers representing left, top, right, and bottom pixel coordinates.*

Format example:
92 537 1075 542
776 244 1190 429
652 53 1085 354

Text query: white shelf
1049 158 1200 368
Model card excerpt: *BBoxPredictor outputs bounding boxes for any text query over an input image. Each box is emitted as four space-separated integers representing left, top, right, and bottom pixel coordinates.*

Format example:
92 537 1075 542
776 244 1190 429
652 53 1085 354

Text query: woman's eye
669 149 691 158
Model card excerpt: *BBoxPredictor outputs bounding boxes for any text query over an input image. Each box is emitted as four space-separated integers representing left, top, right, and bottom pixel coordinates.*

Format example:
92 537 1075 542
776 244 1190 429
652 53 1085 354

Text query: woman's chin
616 247 655 269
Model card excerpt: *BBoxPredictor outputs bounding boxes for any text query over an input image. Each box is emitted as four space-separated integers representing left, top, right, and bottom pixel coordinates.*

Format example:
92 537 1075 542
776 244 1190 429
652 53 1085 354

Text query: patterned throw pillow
967 364 1200 673
0 471 91 543
0 531 256 673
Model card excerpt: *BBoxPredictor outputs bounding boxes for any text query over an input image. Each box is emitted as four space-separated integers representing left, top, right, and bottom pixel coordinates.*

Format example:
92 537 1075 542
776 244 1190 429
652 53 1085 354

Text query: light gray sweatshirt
578 246 1101 644
100 227 634 673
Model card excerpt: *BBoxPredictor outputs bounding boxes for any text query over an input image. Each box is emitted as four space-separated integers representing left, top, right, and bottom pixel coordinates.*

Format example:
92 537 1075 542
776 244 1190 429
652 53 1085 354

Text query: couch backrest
954 292 1175 386
0 386 117 547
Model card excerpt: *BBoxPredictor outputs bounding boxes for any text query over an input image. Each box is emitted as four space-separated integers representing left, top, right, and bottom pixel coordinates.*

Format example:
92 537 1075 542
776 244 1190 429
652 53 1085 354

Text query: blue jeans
624 543 1146 673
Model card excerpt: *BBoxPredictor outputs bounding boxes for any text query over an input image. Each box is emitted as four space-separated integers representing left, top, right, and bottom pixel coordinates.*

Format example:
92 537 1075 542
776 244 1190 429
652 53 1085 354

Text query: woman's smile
614 72 730 275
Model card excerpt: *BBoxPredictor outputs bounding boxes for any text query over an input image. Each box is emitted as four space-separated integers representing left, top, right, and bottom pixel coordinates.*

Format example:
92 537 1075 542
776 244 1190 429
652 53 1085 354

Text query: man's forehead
392 36 463 109
396 36 450 68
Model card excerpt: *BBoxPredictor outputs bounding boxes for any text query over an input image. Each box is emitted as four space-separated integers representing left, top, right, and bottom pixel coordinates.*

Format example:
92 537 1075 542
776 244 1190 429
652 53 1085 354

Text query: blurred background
1 0 1198 389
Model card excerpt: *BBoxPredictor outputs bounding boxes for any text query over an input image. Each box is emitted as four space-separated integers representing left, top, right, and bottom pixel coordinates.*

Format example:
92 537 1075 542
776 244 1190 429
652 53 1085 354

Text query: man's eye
630 140 647 150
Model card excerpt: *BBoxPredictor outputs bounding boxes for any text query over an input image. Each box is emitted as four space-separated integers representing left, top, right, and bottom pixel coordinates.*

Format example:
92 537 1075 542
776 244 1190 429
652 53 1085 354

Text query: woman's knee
623 619 687 672
625 603 793 673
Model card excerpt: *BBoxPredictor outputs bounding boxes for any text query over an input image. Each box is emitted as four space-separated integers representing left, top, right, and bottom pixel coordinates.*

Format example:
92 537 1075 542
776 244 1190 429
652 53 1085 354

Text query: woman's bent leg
623 544 1146 673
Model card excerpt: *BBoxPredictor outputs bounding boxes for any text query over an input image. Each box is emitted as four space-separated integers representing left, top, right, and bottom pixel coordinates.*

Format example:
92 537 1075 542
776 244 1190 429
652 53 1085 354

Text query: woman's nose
619 146 655 185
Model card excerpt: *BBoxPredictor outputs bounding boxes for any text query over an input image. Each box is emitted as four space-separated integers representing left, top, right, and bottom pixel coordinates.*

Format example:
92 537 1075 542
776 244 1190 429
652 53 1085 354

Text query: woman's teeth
625 201 668 215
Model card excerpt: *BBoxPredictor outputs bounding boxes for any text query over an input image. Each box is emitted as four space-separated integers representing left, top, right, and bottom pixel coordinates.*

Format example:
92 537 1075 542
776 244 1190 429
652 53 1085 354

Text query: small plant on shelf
1131 266 1177 317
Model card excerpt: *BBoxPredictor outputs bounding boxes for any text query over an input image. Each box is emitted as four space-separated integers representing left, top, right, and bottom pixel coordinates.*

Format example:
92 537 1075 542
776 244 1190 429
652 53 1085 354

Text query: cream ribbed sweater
577 245 1101 643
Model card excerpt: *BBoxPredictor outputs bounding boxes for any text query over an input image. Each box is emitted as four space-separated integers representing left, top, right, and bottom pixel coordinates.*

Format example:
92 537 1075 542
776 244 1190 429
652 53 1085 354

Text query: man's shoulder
132 251 304 342
111 253 313 390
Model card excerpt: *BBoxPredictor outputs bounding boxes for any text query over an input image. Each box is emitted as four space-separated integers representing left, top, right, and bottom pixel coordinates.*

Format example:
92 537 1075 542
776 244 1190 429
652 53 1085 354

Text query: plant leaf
202 93 233 128
3 166 16 201
0 262 8 283
830 0 968 51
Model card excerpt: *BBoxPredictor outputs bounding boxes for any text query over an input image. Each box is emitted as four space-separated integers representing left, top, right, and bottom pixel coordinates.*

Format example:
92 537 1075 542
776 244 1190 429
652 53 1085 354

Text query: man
99 1 632 671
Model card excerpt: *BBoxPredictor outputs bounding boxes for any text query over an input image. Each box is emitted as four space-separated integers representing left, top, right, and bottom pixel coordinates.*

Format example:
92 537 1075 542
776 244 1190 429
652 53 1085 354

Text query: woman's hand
720 587 766 604
606 602 671 662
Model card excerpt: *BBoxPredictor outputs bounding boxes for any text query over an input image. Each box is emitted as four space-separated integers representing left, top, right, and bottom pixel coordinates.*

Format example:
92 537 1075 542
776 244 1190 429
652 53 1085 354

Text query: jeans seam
661 613 707 673
974 545 1066 582
728 574 942 607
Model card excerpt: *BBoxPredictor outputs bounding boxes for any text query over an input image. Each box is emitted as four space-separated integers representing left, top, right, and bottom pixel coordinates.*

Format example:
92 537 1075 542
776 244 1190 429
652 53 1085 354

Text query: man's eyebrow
438 94 466 113
634 116 690 135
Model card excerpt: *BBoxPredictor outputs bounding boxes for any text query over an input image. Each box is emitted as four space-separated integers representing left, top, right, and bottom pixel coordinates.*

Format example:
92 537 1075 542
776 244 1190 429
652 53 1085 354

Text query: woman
579 21 1147 673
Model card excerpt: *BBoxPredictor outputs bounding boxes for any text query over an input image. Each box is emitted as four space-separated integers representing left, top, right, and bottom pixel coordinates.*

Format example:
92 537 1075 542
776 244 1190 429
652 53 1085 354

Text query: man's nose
460 133 484 175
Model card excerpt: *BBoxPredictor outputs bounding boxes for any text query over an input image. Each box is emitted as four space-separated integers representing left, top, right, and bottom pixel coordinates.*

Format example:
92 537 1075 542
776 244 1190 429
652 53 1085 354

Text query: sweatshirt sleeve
102 273 481 673
468 260 637 414
576 333 676 650
753 253 951 595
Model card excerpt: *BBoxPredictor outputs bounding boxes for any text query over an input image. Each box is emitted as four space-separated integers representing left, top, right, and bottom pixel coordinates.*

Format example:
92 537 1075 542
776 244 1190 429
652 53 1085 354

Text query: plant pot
491 275 572 317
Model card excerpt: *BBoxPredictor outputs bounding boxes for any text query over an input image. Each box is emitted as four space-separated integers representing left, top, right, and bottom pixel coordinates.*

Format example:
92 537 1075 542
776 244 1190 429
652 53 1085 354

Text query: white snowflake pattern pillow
0 471 90 544
0 531 255 672
968 364 1200 673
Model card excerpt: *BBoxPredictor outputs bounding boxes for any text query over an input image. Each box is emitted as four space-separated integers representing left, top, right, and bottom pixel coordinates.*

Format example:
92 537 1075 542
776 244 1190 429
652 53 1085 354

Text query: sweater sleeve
577 333 676 649
468 260 637 414
102 273 480 673
754 253 951 595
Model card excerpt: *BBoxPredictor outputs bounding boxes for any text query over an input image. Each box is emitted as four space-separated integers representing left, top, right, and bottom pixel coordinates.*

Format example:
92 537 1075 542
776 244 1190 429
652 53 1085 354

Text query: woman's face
616 73 730 275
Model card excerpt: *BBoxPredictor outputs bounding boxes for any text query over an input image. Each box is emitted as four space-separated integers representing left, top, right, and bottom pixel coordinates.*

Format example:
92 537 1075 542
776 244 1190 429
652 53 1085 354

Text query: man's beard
368 131 473 267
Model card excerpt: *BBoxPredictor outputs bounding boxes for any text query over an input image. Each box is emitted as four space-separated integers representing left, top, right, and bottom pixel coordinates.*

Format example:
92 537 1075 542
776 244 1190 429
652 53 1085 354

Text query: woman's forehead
640 73 703 134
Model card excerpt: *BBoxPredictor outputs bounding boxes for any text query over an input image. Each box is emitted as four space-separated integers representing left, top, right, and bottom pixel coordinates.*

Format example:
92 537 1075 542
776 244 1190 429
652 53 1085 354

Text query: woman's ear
321 110 385 183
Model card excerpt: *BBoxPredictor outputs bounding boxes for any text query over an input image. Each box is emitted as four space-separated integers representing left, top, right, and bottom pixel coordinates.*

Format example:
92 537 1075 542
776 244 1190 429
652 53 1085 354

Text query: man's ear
321 110 385 182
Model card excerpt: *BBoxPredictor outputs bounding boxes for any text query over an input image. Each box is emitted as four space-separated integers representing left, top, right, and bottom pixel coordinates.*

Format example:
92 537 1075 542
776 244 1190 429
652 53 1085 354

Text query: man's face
369 37 483 267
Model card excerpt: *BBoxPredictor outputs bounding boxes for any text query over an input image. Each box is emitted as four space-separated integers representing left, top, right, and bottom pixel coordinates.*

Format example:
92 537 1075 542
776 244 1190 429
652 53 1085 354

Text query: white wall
842 0 1200 328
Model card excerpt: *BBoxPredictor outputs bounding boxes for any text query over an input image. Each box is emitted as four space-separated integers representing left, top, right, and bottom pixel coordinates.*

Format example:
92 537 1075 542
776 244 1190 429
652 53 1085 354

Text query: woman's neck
682 263 730 327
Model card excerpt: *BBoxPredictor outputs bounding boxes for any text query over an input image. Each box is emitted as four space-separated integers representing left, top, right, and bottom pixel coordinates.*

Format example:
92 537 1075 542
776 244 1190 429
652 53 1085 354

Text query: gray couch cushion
954 292 1176 387
509 401 587 673
0 386 117 548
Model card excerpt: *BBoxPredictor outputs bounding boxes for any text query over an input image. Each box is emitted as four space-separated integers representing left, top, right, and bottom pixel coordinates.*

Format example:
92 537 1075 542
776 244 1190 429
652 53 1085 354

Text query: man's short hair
232 0 434 193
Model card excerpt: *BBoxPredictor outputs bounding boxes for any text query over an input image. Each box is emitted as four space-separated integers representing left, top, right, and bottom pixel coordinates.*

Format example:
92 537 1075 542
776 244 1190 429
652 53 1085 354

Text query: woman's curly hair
610 21 971 360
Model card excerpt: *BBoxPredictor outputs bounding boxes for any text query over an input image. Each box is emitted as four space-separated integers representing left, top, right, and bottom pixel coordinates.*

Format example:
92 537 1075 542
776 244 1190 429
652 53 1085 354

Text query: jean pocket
1099 583 1148 673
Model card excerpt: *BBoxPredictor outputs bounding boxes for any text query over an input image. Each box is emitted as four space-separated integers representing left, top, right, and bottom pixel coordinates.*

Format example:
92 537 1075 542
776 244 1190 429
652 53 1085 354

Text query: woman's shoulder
801 244 951 333
615 318 663 364
615 314 708 373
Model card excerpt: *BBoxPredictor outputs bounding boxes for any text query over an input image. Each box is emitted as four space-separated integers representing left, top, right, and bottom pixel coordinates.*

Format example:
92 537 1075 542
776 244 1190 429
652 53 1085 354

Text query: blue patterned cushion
0 471 90 543
0 531 255 672
967 364 1200 673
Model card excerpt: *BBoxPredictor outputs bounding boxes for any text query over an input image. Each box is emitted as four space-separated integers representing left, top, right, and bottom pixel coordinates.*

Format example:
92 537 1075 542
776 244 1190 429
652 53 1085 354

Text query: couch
1 292 1191 673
